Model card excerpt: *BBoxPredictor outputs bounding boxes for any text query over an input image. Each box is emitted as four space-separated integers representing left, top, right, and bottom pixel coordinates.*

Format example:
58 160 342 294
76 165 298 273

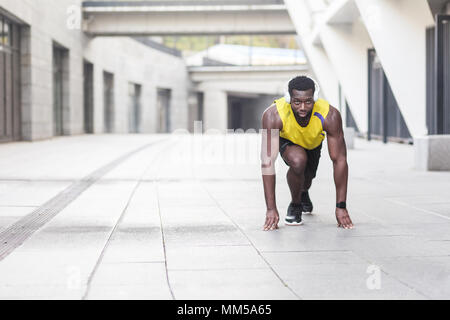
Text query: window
0 14 21 142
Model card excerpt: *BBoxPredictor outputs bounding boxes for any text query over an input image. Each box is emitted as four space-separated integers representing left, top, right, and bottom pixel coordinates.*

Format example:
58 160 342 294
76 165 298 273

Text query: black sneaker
301 191 313 214
285 203 303 226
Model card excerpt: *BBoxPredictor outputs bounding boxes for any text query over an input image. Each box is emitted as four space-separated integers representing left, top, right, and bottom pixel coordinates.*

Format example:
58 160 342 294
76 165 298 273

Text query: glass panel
134 85 141 133
128 83 141 133
426 27 436 134
3 22 10 47
13 39 21 138
369 49 411 140
83 62 94 134
444 18 450 134
103 72 114 133
53 47 64 136
157 89 171 133
5 51 12 137
0 14 21 141
0 17 3 46
0 51 5 137
11 23 20 50
128 83 135 133
369 51 384 137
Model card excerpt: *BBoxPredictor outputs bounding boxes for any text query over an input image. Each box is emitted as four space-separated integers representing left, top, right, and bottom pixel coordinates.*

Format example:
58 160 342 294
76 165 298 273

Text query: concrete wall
320 15 372 133
285 0 436 138
203 90 228 132
0 0 85 140
83 37 189 134
0 0 189 140
355 0 434 137
414 135 450 171
284 0 341 106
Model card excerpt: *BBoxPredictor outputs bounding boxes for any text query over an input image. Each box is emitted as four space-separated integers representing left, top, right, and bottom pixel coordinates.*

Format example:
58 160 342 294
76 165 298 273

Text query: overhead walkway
188 64 309 131
189 64 308 94
82 0 296 36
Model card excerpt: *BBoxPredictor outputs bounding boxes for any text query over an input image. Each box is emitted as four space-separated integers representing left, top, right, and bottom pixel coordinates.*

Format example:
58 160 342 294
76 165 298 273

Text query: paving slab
0 135 449 299
272 264 427 300
166 245 266 270
0 181 71 207
100 228 165 264
0 285 85 300
0 206 37 232
87 283 172 300
163 224 249 248
373 256 450 299
169 269 298 300
262 251 368 266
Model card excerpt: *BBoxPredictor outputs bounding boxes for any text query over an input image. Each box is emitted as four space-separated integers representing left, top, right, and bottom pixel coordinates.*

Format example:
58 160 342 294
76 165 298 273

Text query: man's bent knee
288 156 307 174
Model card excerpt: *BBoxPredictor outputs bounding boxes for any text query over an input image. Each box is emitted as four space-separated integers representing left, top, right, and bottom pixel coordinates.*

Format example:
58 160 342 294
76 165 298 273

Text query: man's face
290 89 315 119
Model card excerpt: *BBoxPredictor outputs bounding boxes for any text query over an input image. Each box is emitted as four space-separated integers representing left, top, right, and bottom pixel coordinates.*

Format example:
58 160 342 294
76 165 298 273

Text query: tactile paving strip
0 140 162 261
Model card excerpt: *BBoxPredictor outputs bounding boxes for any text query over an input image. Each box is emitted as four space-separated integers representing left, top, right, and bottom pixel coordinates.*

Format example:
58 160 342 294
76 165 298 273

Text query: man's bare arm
261 105 282 231
323 106 353 229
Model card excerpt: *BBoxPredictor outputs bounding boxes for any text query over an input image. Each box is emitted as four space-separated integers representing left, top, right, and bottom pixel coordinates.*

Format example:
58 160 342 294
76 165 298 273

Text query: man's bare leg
287 167 305 204
283 145 308 205
282 145 308 225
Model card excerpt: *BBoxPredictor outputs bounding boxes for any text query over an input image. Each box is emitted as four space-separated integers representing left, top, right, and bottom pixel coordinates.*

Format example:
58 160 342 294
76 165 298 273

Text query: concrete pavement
0 134 449 300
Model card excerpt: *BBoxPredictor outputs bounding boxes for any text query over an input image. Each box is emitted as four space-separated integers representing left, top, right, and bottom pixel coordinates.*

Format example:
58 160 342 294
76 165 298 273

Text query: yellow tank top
275 97 330 150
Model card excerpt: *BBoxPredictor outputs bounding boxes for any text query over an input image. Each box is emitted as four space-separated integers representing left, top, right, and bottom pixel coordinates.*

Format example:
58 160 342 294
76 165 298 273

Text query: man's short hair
288 76 315 96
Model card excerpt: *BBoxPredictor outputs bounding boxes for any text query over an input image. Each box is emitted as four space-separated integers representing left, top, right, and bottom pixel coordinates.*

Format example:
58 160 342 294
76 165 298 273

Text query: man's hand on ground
264 209 279 231
336 208 354 229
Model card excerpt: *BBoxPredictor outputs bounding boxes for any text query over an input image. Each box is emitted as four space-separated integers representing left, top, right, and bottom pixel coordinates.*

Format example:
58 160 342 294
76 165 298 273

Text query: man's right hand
263 209 280 231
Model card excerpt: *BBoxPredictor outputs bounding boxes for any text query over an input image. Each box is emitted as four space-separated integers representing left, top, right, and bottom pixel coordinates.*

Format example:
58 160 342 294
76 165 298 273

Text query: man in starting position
261 76 353 231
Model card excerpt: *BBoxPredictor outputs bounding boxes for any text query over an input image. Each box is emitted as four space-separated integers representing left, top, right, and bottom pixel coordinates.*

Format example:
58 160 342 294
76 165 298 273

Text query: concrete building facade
3 0 448 171
284 0 450 147
0 0 189 143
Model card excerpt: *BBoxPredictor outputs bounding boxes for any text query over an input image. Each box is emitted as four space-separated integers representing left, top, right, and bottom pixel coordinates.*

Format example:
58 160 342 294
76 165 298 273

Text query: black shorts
279 137 322 179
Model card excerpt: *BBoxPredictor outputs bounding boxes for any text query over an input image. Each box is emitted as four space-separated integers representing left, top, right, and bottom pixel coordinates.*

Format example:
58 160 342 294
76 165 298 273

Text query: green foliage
162 35 299 52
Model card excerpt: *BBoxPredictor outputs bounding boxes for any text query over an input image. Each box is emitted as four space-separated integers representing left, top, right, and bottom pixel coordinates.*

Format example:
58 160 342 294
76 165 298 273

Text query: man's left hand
336 208 353 229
